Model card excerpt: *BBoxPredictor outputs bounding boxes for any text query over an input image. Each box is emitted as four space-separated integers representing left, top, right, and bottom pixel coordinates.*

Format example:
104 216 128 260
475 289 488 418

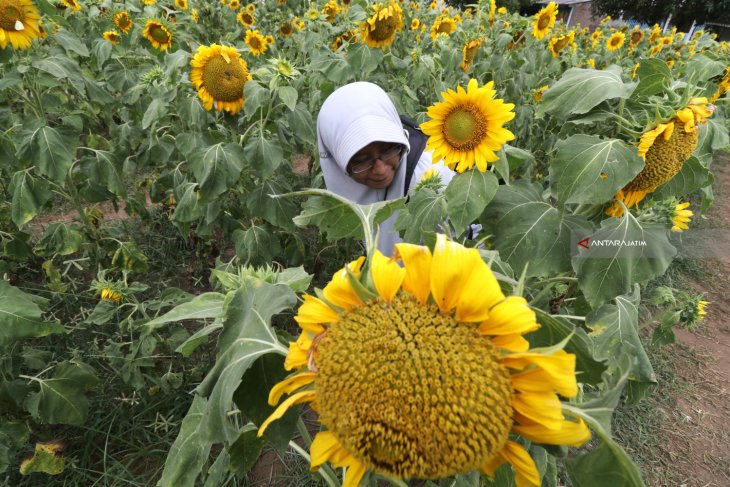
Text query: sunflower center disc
202 55 247 102
0 3 22 30
280 22 292 35
314 294 513 479
436 20 454 35
370 14 397 41
631 32 641 44
150 25 170 43
442 105 487 150
537 14 550 30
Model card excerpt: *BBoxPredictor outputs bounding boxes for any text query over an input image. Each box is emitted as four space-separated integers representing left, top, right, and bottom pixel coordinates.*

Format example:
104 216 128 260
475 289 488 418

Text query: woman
316 81 454 256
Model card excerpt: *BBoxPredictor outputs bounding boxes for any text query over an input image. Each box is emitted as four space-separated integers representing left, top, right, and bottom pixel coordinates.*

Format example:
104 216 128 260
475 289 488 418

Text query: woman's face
347 141 402 189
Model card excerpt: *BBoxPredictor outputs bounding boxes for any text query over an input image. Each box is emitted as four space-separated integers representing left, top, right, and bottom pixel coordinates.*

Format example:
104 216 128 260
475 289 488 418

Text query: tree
591 0 730 31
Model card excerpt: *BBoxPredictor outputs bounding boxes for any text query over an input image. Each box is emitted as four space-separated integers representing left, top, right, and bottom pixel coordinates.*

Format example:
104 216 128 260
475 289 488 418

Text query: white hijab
317 82 453 255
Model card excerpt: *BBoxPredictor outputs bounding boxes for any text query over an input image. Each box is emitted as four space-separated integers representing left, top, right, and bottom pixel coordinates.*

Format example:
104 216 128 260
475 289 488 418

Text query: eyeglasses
348 144 403 175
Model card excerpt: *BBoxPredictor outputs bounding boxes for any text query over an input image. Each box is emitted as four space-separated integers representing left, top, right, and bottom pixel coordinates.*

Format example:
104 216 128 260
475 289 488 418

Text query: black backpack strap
399 114 427 196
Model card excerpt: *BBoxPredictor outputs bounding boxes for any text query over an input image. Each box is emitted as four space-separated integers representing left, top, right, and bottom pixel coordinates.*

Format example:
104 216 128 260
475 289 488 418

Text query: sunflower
430 14 456 41
102 30 120 44
532 1 557 40
488 0 496 22
228 0 241 9
191 8 198 23
460 38 482 72
265 34 274 44
586 58 596 68
143 0 155 5
142 20 172 51
100 288 122 303
410 18 419 30
660 35 673 46
648 25 661 43
606 31 624 51
631 62 640 78
360 0 403 49
421 79 515 173
190 43 250 115
279 20 293 37
62 0 81 11
649 44 663 57
237 10 254 27
629 27 643 48
258 235 591 487
671 201 693 232
175 0 188 10
113 11 133 34
697 300 709 320
607 100 714 216
245 28 267 56
246 3 254 12
534 85 549 102
322 0 339 22
549 31 575 57
0 0 42 50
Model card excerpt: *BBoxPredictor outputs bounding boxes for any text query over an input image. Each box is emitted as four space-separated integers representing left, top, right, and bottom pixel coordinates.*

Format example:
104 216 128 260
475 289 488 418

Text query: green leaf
632 59 671 98
289 188 405 242
79 150 126 197
172 182 205 223
244 134 284 178
550 136 644 204
196 281 296 444
572 216 676 308
24 361 99 425
111 240 149 273
33 223 83 257
288 104 316 145
176 323 223 357
445 170 499 231
585 285 655 386
188 143 244 204
685 54 726 84
233 354 300 452
19 126 77 183
227 429 266 478
144 292 226 332
142 99 167 130
9 171 51 228
695 118 730 165
53 30 90 57
245 179 298 231
393 187 447 243
277 86 298 111
19 441 65 476
347 43 381 75
233 225 281 265
244 81 270 118
532 310 606 386
483 181 592 277
33 56 86 95
158 395 212 487
653 157 713 199
538 66 635 119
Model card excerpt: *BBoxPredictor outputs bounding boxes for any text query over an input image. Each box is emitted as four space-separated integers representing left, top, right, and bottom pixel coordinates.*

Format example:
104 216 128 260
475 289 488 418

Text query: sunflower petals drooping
190 44 250 115
360 0 403 49
0 0 42 50
532 1 557 40
258 235 591 487
421 79 515 173
671 201 693 232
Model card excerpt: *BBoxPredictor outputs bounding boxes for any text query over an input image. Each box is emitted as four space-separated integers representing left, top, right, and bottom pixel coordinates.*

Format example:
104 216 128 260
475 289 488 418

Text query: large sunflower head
237 9 254 27
190 44 250 115
142 19 172 51
430 14 457 41
360 0 403 49
420 79 515 173
113 11 133 34
532 1 557 40
259 235 590 486
606 31 625 51
245 28 267 56
0 0 42 50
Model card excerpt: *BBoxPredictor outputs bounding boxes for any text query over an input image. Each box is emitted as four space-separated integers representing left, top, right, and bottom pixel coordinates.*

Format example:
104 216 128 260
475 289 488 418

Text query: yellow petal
513 418 592 448
284 340 309 370
295 295 338 332
501 350 578 397
310 431 342 470
258 390 316 436
371 250 406 302
394 243 432 304
502 440 540 487
511 363 575 397
479 297 539 336
512 391 565 430
323 257 365 311
455 252 505 322
342 460 367 487
491 333 530 352
268 372 316 405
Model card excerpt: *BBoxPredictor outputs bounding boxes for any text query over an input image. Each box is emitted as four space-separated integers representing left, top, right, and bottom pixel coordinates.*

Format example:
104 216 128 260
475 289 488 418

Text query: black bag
399 114 428 196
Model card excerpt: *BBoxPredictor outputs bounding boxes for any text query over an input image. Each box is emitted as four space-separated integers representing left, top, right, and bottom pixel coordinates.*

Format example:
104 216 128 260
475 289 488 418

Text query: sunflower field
1 0 729 485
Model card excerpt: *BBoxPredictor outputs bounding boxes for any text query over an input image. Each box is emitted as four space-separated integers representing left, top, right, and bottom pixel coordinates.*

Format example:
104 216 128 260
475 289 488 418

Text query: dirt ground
645 152 730 487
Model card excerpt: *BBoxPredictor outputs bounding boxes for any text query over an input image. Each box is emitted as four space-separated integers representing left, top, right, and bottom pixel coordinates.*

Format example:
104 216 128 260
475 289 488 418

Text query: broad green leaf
92 38 112 68
632 59 671 98
79 150 126 197
33 223 83 257
203 450 230 487
9 171 51 228
172 182 205 223
53 30 90 57
572 215 675 308
538 66 635 119
483 181 592 277
245 179 298 231
445 170 498 231
244 134 285 178
277 86 298 110
347 43 381 75
585 286 655 386
695 118 730 165
24 361 99 425
244 81 270 118
196 281 296 444
653 157 713 199
288 104 316 145
144 292 226 331
227 428 266 478
289 188 405 242
0 420 29 474
531 310 606 386
233 225 281 265
550 136 644 204
19 441 65 476
233 354 300 453
33 56 86 95
393 187 447 243
157 395 212 487
188 143 244 204
176 323 223 357
111 240 149 273
18 126 76 183
142 99 167 130
83 78 115 104
685 54 726 84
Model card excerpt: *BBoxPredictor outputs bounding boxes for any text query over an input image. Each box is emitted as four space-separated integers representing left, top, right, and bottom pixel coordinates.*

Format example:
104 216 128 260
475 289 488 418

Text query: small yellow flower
697 300 709 319
103 30 121 44
101 288 122 303
175 0 188 10
534 85 549 102
671 202 693 232
606 32 625 51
